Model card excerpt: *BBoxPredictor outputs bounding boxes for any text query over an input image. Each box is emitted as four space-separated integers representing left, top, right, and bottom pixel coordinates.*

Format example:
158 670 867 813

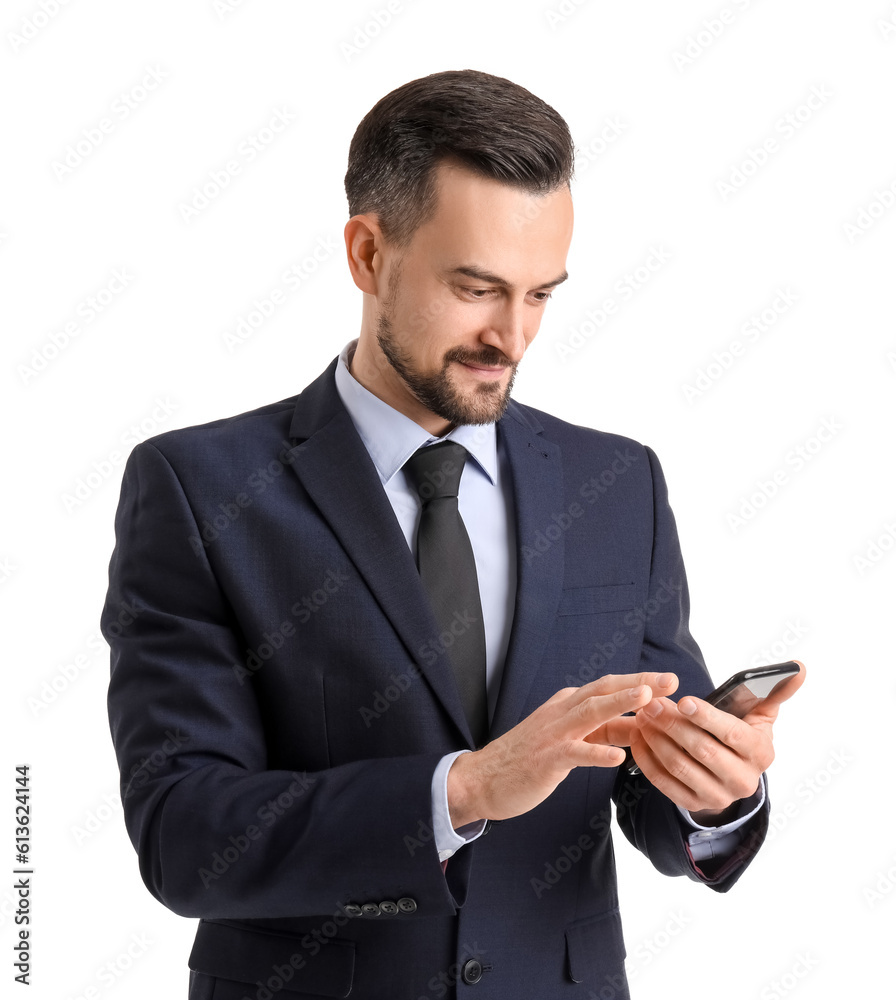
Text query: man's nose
481 299 530 363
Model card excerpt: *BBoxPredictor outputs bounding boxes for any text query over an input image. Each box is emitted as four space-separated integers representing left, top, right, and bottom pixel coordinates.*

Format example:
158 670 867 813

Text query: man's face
358 162 574 431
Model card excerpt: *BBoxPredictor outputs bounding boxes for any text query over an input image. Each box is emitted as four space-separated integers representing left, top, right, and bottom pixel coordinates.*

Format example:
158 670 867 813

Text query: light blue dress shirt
333 340 764 865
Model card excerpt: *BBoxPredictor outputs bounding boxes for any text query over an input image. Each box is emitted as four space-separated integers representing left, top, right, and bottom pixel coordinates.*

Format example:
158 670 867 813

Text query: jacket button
397 897 417 913
343 904 362 918
361 903 380 916
379 900 398 915
461 959 483 985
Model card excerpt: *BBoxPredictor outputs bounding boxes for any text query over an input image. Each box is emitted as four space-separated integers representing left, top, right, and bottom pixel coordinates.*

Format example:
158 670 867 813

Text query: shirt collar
334 340 498 487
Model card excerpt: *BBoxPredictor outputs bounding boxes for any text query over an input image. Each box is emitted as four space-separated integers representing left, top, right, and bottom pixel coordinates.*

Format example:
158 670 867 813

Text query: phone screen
708 663 801 718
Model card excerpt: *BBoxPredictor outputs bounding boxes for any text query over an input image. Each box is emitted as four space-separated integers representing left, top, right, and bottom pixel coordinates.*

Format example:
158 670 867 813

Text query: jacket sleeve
611 446 770 893
103 440 471 921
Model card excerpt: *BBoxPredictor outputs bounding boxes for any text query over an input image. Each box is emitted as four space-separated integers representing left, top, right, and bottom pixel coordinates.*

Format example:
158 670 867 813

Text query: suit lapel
491 404 566 737
285 363 474 746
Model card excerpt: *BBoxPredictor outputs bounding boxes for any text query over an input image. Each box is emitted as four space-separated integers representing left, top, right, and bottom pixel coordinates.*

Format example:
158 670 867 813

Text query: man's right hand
446 672 679 828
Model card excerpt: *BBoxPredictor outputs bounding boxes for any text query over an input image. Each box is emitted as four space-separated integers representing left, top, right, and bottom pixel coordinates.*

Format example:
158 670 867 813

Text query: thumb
746 660 806 724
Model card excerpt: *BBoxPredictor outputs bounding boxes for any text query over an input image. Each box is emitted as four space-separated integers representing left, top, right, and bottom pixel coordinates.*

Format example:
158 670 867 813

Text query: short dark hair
344 69 575 248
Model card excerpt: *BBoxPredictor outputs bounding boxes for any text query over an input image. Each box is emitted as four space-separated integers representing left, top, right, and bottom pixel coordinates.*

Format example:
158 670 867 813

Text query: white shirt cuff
676 773 767 861
431 750 488 863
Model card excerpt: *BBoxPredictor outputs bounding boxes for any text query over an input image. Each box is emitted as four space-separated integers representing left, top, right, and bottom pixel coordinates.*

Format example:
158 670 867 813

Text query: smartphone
624 660 800 776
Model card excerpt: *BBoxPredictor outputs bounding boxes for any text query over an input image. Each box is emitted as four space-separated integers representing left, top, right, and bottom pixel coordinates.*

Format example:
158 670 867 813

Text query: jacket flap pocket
558 583 635 616
189 920 355 998
565 907 627 991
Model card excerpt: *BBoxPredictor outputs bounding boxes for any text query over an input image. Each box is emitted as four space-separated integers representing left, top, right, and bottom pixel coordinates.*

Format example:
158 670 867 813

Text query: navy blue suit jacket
102 359 768 999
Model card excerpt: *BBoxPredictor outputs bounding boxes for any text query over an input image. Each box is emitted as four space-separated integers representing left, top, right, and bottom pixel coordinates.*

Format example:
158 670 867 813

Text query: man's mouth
456 360 509 381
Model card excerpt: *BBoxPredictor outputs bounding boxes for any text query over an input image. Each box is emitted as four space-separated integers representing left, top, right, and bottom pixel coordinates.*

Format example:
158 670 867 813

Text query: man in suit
102 70 803 999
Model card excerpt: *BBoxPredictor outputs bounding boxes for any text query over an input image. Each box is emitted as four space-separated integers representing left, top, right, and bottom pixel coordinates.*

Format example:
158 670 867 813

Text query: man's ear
344 214 383 295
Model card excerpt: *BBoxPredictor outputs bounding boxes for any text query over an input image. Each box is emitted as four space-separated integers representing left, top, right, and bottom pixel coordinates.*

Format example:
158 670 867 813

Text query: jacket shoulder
132 394 299 471
505 398 649 460
138 360 340 464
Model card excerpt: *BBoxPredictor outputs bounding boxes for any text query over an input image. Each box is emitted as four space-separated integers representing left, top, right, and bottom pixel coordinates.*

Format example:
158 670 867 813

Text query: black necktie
404 441 488 748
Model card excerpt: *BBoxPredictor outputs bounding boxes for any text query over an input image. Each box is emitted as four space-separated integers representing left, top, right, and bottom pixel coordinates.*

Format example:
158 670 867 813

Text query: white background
3 1 895 997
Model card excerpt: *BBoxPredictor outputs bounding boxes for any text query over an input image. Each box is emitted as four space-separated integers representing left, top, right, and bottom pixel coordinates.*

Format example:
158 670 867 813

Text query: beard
375 310 518 427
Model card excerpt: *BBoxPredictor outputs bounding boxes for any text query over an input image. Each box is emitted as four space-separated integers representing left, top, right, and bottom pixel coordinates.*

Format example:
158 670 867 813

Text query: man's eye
463 287 493 298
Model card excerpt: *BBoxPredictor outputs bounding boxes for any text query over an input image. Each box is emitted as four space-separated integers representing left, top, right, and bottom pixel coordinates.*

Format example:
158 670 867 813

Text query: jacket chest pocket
540 583 640 691
557 582 636 617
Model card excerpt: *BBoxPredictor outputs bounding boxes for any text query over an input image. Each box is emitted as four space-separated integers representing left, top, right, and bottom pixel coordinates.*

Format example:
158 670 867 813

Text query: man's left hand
627 661 806 824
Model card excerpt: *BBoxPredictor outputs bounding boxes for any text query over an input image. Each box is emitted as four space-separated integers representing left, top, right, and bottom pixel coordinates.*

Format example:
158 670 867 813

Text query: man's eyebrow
447 264 569 289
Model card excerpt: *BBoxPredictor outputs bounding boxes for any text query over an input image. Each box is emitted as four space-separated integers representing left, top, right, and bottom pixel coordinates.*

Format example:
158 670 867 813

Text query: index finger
576 672 679 701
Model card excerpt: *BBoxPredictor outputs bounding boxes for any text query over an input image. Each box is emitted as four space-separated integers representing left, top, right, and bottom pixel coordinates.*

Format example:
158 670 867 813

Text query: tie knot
404 441 468 502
